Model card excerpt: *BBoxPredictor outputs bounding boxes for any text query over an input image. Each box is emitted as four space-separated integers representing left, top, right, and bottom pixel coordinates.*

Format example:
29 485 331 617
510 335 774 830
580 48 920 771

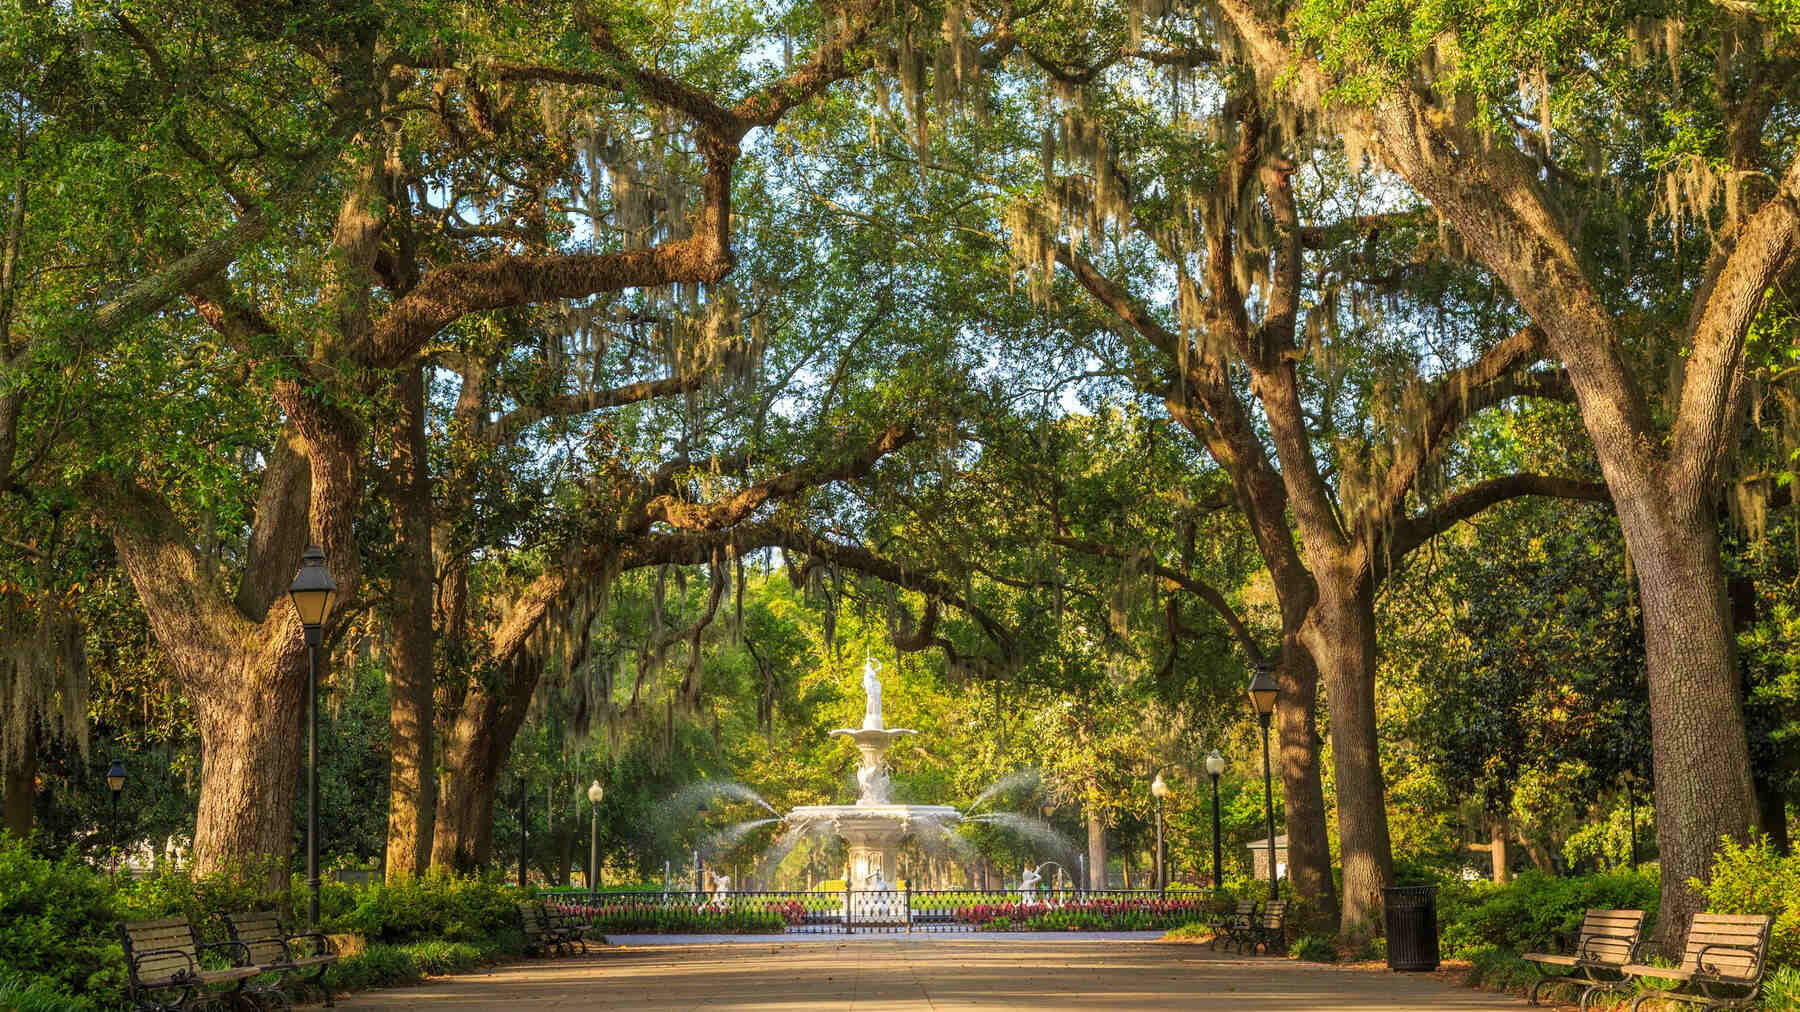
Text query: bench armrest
197 938 253 968
1576 931 1642 964
286 932 334 958
129 946 198 982
1694 942 1765 982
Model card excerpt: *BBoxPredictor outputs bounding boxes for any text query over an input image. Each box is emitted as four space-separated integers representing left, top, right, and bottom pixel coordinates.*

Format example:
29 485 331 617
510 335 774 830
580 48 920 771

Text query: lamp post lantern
1247 664 1279 900
106 758 125 879
1150 773 1170 893
287 545 336 928
587 780 605 893
1204 750 1225 891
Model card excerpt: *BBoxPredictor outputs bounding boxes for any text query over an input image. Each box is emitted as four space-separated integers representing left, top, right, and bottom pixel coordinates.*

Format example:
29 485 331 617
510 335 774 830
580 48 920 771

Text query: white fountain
786 658 960 918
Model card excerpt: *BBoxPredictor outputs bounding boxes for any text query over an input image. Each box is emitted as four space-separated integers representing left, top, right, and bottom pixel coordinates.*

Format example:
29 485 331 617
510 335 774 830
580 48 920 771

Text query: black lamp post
517 776 529 889
288 545 337 928
106 758 125 879
587 780 605 894
1205 750 1225 891
1150 773 1170 893
1625 774 1639 870
1247 663 1279 901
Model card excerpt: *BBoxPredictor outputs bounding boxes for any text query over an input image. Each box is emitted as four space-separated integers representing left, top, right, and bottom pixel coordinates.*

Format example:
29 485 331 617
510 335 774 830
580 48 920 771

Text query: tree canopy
2 0 1797 952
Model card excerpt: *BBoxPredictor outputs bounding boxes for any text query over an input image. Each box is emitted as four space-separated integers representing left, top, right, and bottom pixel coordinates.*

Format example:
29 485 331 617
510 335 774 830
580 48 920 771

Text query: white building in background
1244 833 1289 881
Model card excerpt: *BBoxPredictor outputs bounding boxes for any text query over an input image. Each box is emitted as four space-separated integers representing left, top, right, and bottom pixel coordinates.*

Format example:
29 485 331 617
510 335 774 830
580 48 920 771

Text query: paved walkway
334 937 1525 1010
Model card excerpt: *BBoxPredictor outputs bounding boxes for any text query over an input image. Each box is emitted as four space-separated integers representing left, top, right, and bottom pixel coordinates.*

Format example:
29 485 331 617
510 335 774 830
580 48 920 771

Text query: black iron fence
543 888 1216 935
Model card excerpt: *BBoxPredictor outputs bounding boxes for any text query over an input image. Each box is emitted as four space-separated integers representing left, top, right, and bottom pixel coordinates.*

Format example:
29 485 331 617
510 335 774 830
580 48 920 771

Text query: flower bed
957 897 1209 932
551 897 804 934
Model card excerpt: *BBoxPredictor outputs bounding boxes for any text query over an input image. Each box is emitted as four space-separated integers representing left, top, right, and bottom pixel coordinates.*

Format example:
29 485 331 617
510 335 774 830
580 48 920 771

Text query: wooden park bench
224 909 339 1007
1522 908 1647 1007
118 916 270 1011
518 900 587 956
1621 913 1772 1010
1245 899 1288 955
1207 899 1258 952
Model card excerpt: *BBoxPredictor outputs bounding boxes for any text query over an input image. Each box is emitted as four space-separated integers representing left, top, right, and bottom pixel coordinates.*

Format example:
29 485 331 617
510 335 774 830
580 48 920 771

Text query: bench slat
125 926 194 941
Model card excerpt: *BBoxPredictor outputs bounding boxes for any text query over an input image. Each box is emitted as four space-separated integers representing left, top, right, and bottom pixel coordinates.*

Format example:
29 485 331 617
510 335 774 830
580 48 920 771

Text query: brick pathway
333 936 1526 1010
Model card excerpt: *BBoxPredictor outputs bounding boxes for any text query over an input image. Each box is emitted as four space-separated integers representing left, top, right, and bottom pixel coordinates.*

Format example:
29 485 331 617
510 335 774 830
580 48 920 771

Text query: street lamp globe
1205 751 1226 777
106 758 126 795
587 780 605 805
1151 773 1170 798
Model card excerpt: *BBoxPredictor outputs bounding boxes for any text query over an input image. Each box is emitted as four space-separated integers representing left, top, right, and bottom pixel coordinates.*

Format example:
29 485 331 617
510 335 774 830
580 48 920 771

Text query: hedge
0 836 534 1009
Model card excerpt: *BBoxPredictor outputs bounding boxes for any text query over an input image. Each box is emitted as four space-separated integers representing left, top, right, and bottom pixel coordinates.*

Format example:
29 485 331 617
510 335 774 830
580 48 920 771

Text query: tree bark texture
189 653 307 879
1490 816 1511 883
431 651 540 872
1301 574 1393 937
1275 639 1337 927
96 473 323 879
1087 811 1108 889
384 366 436 880
1631 514 1758 949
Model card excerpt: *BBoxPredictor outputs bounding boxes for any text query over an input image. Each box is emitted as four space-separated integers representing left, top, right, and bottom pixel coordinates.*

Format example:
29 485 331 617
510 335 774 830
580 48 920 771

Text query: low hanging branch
1052 535 1266 666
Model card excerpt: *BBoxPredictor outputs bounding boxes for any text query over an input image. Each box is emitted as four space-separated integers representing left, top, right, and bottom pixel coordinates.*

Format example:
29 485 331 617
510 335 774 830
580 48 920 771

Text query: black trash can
1383 885 1439 972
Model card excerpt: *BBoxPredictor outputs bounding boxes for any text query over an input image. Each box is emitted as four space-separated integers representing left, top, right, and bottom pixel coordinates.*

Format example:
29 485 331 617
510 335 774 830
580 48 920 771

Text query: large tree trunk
3 722 36 840
431 653 538 871
1087 811 1107 889
1489 815 1511 883
384 367 436 880
431 700 501 872
1275 639 1337 928
1627 507 1757 950
189 634 310 879
1303 573 1393 937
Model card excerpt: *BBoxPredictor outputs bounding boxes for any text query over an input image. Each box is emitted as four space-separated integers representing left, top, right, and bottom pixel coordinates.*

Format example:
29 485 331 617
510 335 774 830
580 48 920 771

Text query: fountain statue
1019 863 1042 900
862 657 884 730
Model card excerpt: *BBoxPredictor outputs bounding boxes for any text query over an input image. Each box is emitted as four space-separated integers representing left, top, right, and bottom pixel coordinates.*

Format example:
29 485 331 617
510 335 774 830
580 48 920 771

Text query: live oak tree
796 0 1608 930
1210 0 1800 946
28 0 903 876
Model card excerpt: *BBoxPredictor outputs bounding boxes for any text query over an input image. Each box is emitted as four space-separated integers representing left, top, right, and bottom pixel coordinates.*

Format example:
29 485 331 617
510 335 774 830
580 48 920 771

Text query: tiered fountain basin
784 804 964 882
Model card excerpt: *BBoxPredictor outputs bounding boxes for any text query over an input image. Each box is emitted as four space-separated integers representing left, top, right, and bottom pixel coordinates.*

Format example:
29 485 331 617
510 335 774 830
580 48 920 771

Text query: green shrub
112 861 292 935
1762 965 1800 1011
0 973 102 1012
0 840 122 1004
0 836 532 1004
1695 835 1800 970
324 945 422 991
473 926 528 959
1291 934 1336 962
1461 944 1543 995
398 940 487 975
327 872 522 944
1437 868 1659 958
